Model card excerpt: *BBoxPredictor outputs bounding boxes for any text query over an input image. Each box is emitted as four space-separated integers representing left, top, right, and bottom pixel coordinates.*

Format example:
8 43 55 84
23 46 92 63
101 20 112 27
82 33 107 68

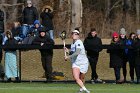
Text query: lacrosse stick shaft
63 40 66 57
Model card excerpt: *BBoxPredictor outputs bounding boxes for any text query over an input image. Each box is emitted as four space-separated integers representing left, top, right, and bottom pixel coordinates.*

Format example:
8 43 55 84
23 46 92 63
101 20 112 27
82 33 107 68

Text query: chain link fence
0 45 132 82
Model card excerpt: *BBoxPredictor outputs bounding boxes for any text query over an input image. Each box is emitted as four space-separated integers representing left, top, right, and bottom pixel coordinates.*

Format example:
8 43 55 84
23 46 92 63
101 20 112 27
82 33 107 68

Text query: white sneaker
85 90 90 93
77 90 84 93
95 78 102 82
91 79 95 84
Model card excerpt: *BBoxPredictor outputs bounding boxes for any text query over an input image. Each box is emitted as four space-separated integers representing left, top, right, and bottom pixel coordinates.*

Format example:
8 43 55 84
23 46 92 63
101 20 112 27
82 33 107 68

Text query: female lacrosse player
65 29 90 93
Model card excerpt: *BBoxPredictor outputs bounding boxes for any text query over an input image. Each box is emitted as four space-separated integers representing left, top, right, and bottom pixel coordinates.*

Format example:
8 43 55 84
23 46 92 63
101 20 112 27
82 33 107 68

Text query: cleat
85 90 90 93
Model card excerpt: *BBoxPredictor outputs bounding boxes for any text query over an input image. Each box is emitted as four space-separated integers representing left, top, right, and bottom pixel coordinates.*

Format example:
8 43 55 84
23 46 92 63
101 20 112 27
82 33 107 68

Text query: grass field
0 83 140 93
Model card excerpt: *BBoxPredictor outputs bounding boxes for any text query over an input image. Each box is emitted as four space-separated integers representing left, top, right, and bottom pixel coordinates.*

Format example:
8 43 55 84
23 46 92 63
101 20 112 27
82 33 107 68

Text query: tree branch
109 0 121 12
0 3 24 7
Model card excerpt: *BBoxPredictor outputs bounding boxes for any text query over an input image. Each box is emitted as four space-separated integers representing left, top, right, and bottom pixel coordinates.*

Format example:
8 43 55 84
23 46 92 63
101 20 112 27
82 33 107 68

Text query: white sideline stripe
0 87 76 90
0 87 139 92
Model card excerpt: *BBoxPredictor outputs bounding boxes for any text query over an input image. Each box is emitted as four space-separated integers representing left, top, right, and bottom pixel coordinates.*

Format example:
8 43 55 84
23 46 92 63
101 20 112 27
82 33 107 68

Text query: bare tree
0 0 6 30
71 0 83 31
136 0 140 22
11 0 18 22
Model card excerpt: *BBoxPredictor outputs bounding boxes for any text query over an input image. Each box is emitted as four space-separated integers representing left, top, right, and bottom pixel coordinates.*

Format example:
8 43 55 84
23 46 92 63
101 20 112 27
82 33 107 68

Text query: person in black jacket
40 6 54 40
21 0 39 39
32 27 54 81
119 28 128 82
107 32 123 84
133 29 140 84
0 9 4 34
84 28 102 83
0 34 4 80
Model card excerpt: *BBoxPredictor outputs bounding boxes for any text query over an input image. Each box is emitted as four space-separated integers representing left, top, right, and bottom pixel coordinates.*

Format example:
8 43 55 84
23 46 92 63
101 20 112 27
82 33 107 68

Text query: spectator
133 29 140 84
84 28 103 84
32 27 54 81
40 6 54 40
0 34 4 80
29 20 43 37
11 22 22 43
0 9 5 80
64 29 90 93
21 0 38 39
0 9 4 34
107 32 123 84
22 31 35 44
4 30 19 82
119 28 128 82
126 32 136 83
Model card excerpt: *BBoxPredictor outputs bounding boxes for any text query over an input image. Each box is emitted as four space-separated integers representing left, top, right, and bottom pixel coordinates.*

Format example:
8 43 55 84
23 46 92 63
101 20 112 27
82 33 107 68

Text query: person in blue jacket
126 32 136 83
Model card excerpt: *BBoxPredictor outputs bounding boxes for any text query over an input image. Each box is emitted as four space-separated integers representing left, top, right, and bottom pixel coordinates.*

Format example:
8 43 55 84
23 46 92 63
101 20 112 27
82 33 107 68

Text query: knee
74 77 80 81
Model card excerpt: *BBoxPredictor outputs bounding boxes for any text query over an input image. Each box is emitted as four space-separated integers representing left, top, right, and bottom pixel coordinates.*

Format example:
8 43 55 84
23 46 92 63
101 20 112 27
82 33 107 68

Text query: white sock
80 88 83 91
82 86 87 91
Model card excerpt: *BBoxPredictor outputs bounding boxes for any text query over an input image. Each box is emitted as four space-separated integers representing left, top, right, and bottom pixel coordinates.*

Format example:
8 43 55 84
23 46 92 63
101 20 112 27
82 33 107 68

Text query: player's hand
64 47 69 53
64 55 69 61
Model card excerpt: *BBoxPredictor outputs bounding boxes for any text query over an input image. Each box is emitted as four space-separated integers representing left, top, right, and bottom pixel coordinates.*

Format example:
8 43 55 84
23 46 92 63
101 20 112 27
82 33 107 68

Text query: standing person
21 0 38 39
107 32 123 84
133 30 140 84
65 29 90 93
40 6 54 40
0 9 5 80
119 28 128 82
84 28 103 84
0 33 4 80
4 30 19 82
126 32 136 83
32 27 54 81
0 9 4 34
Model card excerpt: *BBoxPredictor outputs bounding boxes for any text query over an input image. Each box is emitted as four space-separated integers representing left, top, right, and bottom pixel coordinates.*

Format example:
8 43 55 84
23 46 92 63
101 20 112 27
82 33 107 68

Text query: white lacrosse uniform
70 39 89 73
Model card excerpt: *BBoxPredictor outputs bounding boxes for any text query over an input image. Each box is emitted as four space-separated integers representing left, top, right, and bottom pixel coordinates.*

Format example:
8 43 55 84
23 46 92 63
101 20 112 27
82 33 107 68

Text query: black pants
114 67 121 81
123 56 135 81
122 58 127 81
128 58 135 81
0 51 4 79
135 65 140 83
41 55 53 80
88 55 99 80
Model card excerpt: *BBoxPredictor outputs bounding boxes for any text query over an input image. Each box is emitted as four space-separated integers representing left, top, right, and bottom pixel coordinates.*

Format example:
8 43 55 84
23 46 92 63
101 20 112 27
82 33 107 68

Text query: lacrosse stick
60 30 67 58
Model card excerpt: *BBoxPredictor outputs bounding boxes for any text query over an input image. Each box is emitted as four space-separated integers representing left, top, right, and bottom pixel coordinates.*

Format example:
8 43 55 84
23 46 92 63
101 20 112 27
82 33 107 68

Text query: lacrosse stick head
60 30 66 40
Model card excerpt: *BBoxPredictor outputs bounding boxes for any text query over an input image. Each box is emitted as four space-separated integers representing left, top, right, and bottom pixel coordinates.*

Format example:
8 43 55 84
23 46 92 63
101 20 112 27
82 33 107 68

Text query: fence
0 44 136 82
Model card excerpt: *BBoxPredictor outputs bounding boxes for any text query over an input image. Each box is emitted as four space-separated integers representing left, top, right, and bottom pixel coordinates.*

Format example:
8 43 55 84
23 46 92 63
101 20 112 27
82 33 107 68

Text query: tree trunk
127 0 131 9
106 0 110 20
136 0 140 22
71 0 82 32
0 0 6 31
11 0 18 22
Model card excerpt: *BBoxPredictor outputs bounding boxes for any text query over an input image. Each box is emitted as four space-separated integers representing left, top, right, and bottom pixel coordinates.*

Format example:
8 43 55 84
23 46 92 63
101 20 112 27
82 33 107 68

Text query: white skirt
72 62 89 74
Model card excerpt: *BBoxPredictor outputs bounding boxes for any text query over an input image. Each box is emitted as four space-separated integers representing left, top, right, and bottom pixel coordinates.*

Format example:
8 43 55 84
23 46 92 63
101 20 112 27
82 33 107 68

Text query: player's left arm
68 42 82 58
69 48 81 58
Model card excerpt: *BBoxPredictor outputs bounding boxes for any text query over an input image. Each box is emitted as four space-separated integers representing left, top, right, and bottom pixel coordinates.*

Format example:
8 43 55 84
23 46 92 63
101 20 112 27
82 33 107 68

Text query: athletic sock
79 88 83 91
82 86 87 91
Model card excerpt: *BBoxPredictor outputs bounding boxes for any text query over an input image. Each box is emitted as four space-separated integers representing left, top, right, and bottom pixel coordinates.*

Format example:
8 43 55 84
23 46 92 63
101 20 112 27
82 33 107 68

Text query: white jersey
70 39 89 65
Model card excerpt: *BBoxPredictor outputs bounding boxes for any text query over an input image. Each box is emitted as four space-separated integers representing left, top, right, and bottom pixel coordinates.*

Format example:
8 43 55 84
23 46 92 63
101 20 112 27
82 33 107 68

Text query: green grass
0 83 140 93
